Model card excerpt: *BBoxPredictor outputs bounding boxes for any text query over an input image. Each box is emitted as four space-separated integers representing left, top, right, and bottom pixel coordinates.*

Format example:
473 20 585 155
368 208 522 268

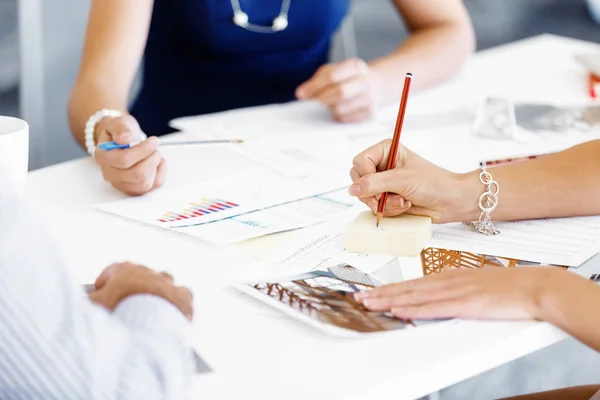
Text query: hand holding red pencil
348 141 460 223
348 72 487 224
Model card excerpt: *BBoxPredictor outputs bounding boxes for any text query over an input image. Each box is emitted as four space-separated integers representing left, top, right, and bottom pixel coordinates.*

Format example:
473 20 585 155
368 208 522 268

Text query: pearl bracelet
464 164 500 235
84 109 123 156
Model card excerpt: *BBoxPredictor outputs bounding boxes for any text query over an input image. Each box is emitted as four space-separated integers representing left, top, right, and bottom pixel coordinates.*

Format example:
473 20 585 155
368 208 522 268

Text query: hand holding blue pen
97 141 138 151
92 113 242 196
93 114 166 196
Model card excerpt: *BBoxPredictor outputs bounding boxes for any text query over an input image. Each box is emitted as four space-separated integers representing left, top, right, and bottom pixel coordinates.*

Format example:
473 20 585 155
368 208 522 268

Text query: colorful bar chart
157 198 239 223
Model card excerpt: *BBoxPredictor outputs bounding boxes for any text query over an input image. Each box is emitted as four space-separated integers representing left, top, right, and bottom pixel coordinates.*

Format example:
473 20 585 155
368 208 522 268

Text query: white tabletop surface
26 34 600 400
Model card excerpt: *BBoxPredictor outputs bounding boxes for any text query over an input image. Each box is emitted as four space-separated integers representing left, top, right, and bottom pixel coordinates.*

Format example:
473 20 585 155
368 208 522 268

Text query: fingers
94 266 114 290
349 168 403 199
96 136 160 170
171 286 194 321
356 270 465 302
317 77 367 107
351 148 411 217
92 263 194 319
349 167 361 184
352 161 411 217
94 261 146 290
296 59 368 99
390 300 466 320
104 115 143 145
350 140 393 181
152 158 167 190
335 107 373 123
361 284 475 312
93 115 165 196
160 272 174 283
296 59 375 124
103 150 164 196
363 194 411 216
354 271 476 319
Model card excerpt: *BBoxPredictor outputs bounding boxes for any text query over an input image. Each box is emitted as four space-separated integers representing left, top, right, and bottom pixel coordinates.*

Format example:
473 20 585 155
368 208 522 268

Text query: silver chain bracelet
464 164 500 235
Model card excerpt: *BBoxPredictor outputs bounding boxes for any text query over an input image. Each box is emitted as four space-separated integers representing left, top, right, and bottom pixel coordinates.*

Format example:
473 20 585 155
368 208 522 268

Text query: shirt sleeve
0 198 195 399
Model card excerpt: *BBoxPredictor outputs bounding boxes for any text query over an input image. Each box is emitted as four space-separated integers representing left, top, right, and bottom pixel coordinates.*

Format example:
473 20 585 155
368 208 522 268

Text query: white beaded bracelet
84 109 123 156
464 164 500 235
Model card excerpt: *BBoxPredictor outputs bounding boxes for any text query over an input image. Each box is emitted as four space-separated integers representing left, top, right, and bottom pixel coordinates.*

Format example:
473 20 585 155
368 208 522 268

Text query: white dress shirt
0 197 194 399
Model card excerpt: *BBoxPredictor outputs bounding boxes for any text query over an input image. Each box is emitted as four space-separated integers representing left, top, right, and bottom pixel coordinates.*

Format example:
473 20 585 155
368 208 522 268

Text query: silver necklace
230 0 291 33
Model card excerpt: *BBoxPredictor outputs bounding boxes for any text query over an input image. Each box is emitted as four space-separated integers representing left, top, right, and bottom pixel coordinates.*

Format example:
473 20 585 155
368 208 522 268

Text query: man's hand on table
88 262 193 321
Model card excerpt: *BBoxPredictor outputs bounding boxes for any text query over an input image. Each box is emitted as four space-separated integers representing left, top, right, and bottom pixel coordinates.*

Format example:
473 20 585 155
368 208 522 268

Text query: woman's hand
355 267 567 321
93 115 166 196
348 139 473 223
296 58 381 123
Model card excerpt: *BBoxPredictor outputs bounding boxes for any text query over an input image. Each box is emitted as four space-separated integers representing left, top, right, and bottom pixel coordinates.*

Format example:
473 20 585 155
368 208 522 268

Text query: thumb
94 264 120 290
350 169 407 198
105 116 140 145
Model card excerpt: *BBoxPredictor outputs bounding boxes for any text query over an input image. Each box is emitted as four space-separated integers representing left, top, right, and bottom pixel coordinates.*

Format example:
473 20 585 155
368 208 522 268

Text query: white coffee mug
0 116 29 198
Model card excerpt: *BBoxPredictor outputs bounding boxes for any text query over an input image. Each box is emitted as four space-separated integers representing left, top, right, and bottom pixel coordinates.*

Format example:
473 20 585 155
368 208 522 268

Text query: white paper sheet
169 102 394 178
567 252 600 279
257 222 395 275
171 99 600 182
95 171 357 244
431 217 600 267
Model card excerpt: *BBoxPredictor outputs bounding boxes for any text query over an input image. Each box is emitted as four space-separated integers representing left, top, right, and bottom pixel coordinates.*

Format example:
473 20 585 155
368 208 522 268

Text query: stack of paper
431 217 600 267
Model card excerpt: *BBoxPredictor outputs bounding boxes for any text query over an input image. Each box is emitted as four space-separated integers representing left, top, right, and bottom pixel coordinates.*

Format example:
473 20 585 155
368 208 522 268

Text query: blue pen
97 141 137 151
97 138 243 151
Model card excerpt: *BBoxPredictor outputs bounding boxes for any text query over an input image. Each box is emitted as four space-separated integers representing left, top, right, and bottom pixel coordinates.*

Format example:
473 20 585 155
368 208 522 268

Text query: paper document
431 216 600 267
258 222 395 275
170 101 387 139
96 172 357 244
169 101 402 177
568 252 600 280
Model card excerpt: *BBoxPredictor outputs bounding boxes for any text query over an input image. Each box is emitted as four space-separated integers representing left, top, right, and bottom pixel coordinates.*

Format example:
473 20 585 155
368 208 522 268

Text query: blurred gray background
2 0 600 169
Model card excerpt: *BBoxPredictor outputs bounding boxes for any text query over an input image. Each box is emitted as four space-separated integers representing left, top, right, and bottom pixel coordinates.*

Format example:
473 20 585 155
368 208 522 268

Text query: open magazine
235 264 444 337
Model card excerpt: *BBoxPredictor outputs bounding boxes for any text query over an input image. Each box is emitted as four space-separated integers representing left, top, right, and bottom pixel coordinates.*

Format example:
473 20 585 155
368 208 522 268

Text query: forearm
453 140 600 222
368 22 474 102
537 270 600 352
68 0 152 149
68 80 129 149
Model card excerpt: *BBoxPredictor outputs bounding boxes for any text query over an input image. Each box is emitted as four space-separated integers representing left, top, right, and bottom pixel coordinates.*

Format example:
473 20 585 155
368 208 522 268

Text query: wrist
532 268 570 322
84 109 123 155
368 61 399 105
442 171 483 223
89 281 170 311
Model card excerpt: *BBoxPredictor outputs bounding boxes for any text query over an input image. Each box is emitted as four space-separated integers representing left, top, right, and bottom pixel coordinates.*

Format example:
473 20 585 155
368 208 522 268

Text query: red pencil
376 73 413 227
589 73 597 100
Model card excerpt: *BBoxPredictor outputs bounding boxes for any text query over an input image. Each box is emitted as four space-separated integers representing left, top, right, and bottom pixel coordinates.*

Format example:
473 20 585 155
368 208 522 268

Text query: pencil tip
406 72 413 77
233 139 244 143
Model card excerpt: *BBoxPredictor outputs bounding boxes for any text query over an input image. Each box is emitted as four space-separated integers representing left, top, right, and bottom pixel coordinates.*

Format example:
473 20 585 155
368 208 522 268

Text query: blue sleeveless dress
130 0 350 136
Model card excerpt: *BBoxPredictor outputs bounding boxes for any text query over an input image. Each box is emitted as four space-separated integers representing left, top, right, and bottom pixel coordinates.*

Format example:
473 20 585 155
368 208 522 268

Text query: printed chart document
95 172 357 245
431 216 600 266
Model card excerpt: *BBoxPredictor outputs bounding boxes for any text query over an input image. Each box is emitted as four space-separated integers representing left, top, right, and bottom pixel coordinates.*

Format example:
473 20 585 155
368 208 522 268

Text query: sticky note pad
346 211 432 257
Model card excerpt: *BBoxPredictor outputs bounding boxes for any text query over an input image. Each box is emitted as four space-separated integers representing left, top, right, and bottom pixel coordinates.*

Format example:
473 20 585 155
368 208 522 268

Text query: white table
27 35 600 400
